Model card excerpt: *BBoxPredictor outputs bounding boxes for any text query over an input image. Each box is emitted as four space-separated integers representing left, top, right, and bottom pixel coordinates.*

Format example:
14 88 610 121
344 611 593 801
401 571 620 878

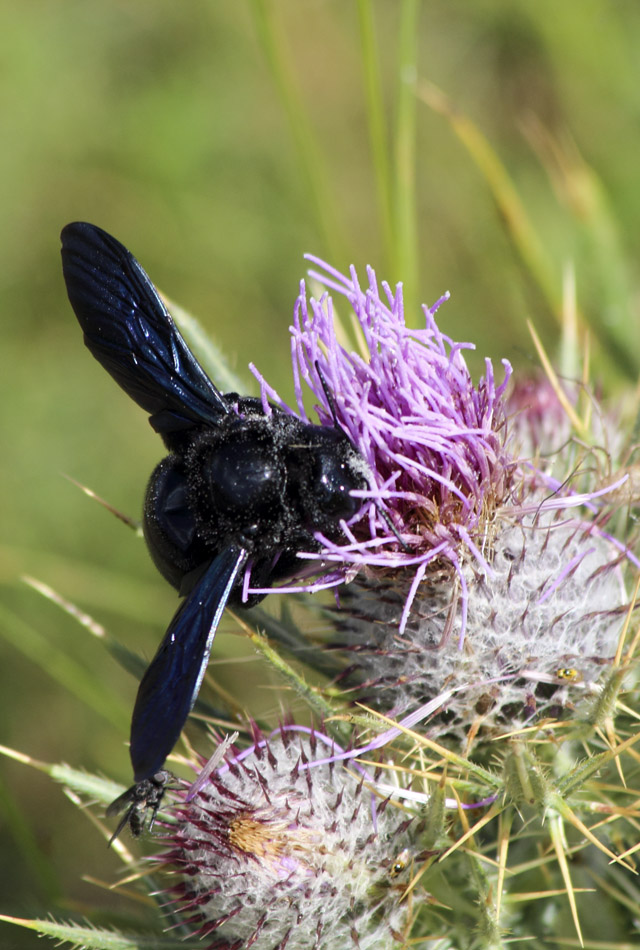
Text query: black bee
60 223 367 838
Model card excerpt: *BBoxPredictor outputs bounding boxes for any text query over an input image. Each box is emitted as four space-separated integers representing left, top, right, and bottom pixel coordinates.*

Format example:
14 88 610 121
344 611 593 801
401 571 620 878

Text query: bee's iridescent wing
61 221 229 438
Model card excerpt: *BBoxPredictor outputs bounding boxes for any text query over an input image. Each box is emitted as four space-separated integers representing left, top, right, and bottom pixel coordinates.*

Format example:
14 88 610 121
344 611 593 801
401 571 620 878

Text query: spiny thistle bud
506 372 574 464
156 726 419 949
252 259 636 747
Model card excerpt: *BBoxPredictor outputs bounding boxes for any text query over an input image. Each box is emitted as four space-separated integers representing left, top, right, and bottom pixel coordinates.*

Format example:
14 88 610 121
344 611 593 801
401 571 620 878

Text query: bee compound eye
313 453 364 520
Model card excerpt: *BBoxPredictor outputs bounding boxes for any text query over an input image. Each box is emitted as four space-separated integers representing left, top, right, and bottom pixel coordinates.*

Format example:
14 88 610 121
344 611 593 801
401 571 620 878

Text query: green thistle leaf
0 915 195 950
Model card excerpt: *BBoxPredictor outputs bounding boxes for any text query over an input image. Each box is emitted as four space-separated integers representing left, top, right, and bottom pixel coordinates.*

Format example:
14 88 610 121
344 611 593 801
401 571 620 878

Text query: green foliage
2 1 640 948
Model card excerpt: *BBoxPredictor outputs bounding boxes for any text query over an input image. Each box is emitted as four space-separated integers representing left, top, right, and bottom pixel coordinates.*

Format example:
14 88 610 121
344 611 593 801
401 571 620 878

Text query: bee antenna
315 361 340 427
376 502 411 551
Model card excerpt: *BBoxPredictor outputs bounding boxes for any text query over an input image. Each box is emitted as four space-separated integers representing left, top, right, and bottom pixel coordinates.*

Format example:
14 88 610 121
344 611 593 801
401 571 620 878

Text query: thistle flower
157 726 418 949
251 256 515 619
252 259 635 745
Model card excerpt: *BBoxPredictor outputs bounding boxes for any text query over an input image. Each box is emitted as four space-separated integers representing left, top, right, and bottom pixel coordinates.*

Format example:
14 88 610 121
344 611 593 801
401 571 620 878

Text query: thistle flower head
250 259 636 744
157 726 418 949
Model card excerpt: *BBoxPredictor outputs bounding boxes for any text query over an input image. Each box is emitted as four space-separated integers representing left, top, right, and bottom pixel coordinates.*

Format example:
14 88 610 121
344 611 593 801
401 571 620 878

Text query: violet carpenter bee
61 222 367 837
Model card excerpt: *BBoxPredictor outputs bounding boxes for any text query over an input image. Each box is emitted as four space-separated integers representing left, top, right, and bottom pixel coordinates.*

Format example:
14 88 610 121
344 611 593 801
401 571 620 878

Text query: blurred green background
2 1 640 946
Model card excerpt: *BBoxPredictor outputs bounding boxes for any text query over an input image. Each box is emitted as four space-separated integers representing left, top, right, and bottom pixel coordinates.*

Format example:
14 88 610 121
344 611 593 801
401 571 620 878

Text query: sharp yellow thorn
549 813 584 947
526 318 586 437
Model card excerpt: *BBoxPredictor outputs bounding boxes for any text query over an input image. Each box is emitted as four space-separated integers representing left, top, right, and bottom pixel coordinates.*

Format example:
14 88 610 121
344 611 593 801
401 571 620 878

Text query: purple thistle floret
156 725 418 950
251 255 515 634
